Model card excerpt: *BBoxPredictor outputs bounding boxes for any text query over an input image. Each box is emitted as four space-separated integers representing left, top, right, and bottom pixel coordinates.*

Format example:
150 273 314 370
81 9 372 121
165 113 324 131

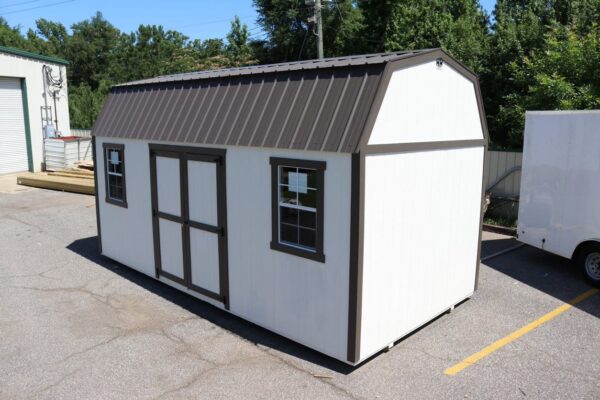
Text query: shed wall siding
0 52 70 171
367 60 483 145
95 137 352 361
359 146 484 359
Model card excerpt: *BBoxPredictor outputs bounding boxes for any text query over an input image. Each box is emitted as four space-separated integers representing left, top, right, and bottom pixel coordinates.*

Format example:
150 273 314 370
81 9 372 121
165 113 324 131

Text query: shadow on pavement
67 236 356 374
482 238 599 319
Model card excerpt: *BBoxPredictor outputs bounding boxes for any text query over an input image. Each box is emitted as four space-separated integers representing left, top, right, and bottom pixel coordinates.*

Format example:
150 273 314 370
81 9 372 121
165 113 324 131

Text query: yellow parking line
444 288 599 376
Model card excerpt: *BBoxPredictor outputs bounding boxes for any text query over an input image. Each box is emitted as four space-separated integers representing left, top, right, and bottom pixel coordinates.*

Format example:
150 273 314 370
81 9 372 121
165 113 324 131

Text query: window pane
298 210 316 229
298 189 316 208
280 185 297 205
280 206 298 225
108 174 124 201
298 168 317 189
280 223 298 244
279 167 295 185
107 149 122 173
299 228 316 249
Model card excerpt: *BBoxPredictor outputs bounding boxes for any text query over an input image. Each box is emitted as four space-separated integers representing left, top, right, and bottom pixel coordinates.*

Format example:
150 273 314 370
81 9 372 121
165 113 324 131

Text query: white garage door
0 77 29 174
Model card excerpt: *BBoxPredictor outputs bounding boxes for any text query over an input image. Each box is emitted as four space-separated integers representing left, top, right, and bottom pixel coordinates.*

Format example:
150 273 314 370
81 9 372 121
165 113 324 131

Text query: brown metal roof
92 50 436 152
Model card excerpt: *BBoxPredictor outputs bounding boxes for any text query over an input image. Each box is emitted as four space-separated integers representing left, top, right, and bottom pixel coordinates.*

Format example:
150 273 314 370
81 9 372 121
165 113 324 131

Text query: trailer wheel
576 243 600 287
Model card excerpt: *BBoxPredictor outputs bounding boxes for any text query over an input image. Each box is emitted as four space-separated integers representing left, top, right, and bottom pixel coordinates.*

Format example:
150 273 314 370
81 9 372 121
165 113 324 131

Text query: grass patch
484 216 517 228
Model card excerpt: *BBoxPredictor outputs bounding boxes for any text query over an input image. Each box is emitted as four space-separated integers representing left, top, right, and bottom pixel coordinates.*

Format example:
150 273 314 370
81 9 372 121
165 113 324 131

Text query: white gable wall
95 137 352 361
368 60 483 145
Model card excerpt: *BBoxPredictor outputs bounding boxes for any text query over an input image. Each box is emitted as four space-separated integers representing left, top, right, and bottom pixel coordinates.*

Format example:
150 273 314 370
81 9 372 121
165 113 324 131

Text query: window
103 143 127 207
270 157 325 262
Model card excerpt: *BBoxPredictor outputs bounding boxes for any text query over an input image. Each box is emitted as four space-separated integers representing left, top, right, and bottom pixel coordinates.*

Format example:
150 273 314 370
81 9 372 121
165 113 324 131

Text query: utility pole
306 0 324 59
315 0 324 59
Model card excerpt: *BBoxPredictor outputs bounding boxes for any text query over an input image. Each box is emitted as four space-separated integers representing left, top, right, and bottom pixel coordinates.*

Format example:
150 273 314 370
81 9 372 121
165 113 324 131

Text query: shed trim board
269 157 326 263
92 49 488 366
0 45 68 66
92 137 103 254
20 78 34 172
102 143 128 208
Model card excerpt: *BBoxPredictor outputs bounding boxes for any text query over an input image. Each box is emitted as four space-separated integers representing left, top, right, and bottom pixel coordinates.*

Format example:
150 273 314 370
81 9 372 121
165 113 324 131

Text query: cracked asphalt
1 187 599 400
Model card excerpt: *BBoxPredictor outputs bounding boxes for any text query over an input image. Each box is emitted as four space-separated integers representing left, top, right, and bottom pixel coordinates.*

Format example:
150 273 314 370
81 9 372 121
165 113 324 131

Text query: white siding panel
96 138 352 361
368 61 483 145
188 160 218 226
226 147 351 360
159 219 185 278
156 156 181 216
96 138 155 277
0 77 28 174
360 146 484 359
190 228 220 293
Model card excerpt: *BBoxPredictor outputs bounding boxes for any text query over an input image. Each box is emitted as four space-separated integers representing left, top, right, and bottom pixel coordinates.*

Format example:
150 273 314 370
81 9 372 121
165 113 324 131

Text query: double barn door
150 145 229 308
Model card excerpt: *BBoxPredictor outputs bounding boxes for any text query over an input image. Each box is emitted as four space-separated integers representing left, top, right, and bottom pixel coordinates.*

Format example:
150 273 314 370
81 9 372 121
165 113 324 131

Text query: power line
0 0 45 10
0 0 76 15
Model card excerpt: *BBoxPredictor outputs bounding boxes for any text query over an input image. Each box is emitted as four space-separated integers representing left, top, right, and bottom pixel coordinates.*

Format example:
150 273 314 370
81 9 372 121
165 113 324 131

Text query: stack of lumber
17 165 95 195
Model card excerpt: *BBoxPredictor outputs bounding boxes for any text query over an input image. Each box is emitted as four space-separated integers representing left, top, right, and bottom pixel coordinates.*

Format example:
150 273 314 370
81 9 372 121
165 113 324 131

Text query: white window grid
278 166 317 252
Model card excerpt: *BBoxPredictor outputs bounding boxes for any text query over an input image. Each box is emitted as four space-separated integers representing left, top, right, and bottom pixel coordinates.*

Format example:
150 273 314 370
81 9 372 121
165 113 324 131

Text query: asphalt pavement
0 186 598 399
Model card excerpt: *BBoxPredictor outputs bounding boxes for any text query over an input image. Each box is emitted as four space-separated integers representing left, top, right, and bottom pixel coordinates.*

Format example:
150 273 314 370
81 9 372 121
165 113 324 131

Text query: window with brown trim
270 157 325 262
103 143 127 208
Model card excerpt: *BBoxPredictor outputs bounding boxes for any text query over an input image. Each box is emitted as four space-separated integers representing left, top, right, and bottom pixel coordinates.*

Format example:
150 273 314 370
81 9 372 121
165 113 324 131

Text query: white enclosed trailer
518 111 600 286
92 49 487 365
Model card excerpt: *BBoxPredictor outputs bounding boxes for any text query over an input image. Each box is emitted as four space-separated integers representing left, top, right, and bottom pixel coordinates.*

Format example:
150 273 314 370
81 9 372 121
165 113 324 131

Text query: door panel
150 145 229 308
189 228 220 293
156 156 181 216
159 218 185 279
188 160 218 226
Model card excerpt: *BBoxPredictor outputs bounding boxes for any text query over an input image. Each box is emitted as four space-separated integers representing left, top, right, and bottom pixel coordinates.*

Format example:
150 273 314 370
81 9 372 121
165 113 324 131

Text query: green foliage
252 0 362 61
496 23 600 147
357 0 490 72
483 0 600 148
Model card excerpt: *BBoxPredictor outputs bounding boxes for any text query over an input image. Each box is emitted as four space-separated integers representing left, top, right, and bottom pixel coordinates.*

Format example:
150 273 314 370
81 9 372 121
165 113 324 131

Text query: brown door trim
149 144 229 309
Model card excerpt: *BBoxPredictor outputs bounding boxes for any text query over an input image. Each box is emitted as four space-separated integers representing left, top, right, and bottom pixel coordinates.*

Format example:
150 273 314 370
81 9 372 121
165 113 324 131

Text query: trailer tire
575 243 600 287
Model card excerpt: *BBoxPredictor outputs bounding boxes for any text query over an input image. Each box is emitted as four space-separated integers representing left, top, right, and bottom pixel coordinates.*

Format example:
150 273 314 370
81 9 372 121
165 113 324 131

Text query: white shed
0 46 71 173
92 49 488 365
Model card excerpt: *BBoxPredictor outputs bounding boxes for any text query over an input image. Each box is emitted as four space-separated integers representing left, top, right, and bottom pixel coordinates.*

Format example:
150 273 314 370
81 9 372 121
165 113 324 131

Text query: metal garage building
92 49 488 365
0 46 70 174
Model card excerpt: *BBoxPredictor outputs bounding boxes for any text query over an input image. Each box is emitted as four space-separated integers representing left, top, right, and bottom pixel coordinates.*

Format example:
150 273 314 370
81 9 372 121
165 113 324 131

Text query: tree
252 0 363 62
226 16 253 64
0 17 29 49
358 0 490 72
495 24 600 147
66 12 120 88
482 0 600 148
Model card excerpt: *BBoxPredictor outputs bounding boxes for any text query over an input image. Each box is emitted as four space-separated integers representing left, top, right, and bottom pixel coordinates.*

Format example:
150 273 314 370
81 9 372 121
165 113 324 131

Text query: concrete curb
483 223 517 237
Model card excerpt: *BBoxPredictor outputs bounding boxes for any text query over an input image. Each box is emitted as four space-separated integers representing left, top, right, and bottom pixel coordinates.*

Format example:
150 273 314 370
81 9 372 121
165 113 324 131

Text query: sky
1 0 497 42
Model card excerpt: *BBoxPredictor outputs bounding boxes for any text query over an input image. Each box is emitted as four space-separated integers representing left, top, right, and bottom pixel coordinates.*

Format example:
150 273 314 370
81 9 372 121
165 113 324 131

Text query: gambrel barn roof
92 49 484 153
